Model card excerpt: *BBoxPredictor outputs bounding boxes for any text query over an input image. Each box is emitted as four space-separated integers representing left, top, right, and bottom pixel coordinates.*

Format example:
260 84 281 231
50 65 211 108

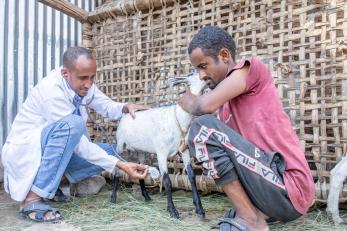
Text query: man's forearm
190 102 206 116
187 97 215 116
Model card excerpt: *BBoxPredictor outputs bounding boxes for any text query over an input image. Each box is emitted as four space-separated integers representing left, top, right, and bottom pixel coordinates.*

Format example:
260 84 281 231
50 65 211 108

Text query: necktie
72 95 84 116
72 94 90 140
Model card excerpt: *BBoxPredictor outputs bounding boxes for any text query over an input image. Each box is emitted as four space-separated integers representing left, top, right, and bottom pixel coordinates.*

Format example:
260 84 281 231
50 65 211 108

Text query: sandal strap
223 209 236 218
222 208 278 224
22 200 52 214
218 217 250 231
20 199 62 222
35 210 46 220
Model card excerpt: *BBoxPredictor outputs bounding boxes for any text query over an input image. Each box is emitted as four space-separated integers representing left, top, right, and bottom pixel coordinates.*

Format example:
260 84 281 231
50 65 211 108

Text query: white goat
114 72 206 219
327 154 347 225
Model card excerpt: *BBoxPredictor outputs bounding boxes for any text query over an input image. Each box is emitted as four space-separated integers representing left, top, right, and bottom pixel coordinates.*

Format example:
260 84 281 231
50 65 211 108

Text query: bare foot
227 208 269 231
235 215 269 231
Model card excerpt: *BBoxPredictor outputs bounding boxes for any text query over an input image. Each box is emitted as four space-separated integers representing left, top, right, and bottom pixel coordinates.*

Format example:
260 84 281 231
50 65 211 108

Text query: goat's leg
163 172 180 219
139 179 151 201
138 152 151 201
186 163 205 218
327 157 347 225
110 175 119 203
157 152 179 218
182 149 205 218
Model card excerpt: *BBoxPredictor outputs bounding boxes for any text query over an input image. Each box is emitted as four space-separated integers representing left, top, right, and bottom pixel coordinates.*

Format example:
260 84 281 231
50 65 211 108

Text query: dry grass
1 183 347 231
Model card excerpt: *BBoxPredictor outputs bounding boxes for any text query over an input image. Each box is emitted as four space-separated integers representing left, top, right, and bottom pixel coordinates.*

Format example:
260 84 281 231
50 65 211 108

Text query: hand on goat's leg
163 173 180 219
187 163 205 218
140 179 151 201
138 154 151 201
110 176 119 203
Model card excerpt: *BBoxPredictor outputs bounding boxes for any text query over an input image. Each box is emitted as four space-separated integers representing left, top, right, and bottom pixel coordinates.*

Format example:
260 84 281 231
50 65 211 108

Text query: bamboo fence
39 0 347 202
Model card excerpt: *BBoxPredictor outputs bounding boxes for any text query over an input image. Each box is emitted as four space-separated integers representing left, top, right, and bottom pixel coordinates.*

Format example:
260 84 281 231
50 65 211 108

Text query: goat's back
116 106 182 155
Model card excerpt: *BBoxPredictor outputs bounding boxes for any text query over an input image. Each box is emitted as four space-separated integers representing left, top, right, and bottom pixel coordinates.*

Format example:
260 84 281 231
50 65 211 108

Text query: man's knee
59 114 84 136
189 114 220 140
214 168 238 187
191 114 217 127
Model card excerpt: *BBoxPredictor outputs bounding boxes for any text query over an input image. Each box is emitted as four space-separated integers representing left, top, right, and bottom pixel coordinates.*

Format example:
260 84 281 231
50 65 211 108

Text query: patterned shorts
187 114 301 222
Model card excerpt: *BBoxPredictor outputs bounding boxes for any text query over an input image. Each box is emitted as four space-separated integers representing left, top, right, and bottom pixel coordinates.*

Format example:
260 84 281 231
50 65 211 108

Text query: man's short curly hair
188 26 236 61
63 46 94 69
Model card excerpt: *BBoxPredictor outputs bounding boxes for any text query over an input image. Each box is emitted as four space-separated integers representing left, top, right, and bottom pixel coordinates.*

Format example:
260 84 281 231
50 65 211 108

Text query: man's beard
206 77 216 89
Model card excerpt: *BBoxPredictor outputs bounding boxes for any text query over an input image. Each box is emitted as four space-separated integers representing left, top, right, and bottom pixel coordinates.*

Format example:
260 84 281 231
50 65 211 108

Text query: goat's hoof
144 195 152 202
336 219 347 226
110 197 117 204
196 211 206 219
168 208 180 219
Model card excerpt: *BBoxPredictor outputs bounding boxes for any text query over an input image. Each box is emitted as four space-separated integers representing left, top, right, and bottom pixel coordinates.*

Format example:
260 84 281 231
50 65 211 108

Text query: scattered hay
1 183 347 230
57 185 226 231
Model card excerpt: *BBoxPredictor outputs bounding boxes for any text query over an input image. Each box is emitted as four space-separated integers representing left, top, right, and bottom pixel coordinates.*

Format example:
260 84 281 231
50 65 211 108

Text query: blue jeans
30 114 116 199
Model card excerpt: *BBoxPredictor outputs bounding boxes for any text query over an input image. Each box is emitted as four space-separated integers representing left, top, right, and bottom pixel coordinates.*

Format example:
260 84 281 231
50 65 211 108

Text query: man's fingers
138 168 148 178
138 164 149 170
130 111 136 119
131 168 148 179
136 105 150 111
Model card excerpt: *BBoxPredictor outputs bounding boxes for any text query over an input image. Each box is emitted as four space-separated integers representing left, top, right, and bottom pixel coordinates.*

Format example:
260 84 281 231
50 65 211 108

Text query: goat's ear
174 76 188 80
168 79 188 87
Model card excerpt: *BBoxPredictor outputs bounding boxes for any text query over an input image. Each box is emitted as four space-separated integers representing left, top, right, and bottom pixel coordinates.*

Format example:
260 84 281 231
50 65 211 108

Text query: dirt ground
1 183 347 231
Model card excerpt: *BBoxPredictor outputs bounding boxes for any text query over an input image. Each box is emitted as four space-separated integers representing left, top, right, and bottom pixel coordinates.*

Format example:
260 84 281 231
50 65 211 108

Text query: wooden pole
38 0 89 23
87 0 176 23
103 171 223 194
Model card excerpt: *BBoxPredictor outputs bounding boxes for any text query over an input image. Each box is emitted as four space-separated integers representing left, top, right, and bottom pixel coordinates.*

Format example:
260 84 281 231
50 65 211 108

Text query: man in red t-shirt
178 26 315 231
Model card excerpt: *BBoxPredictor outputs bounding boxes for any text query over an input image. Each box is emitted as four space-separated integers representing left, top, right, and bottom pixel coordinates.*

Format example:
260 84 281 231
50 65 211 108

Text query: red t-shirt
218 57 315 214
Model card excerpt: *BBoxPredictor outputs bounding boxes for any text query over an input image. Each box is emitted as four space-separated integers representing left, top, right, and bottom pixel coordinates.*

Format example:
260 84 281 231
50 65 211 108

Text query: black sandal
223 208 280 225
210 209 250 231
218 217 250 231
18 199 63 222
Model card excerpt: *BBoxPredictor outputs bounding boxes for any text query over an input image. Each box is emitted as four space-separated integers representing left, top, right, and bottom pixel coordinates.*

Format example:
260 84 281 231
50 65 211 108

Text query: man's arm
74 132 148 180
89 87 126 120
89 86 150 120
178 66 249 115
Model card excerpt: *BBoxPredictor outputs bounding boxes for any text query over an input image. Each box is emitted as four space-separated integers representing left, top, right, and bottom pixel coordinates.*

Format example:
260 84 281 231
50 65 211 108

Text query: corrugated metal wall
0 0 102 146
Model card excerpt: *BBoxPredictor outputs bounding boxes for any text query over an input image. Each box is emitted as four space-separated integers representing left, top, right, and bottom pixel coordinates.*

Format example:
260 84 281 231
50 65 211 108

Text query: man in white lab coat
1 47 150 222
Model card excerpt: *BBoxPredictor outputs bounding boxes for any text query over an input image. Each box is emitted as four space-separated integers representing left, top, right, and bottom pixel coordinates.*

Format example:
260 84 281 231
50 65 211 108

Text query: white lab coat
1 68 125 201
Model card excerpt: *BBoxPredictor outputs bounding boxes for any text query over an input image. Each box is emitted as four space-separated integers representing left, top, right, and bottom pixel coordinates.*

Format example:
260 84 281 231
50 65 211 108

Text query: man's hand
122 103 150 119
178 87 200 115
116 161 148 179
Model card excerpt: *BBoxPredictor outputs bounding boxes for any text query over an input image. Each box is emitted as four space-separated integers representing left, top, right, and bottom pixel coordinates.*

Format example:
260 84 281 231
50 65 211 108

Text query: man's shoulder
247 56 269 69
39 69 62 87
31 69 65 100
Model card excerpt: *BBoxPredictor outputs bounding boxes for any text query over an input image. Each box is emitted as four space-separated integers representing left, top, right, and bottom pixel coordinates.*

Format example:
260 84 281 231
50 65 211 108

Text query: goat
112 72 206 219
327 154 347 225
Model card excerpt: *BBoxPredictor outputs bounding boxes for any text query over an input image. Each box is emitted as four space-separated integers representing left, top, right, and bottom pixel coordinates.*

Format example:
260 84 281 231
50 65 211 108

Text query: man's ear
219 48 233 63
61 68 68 80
